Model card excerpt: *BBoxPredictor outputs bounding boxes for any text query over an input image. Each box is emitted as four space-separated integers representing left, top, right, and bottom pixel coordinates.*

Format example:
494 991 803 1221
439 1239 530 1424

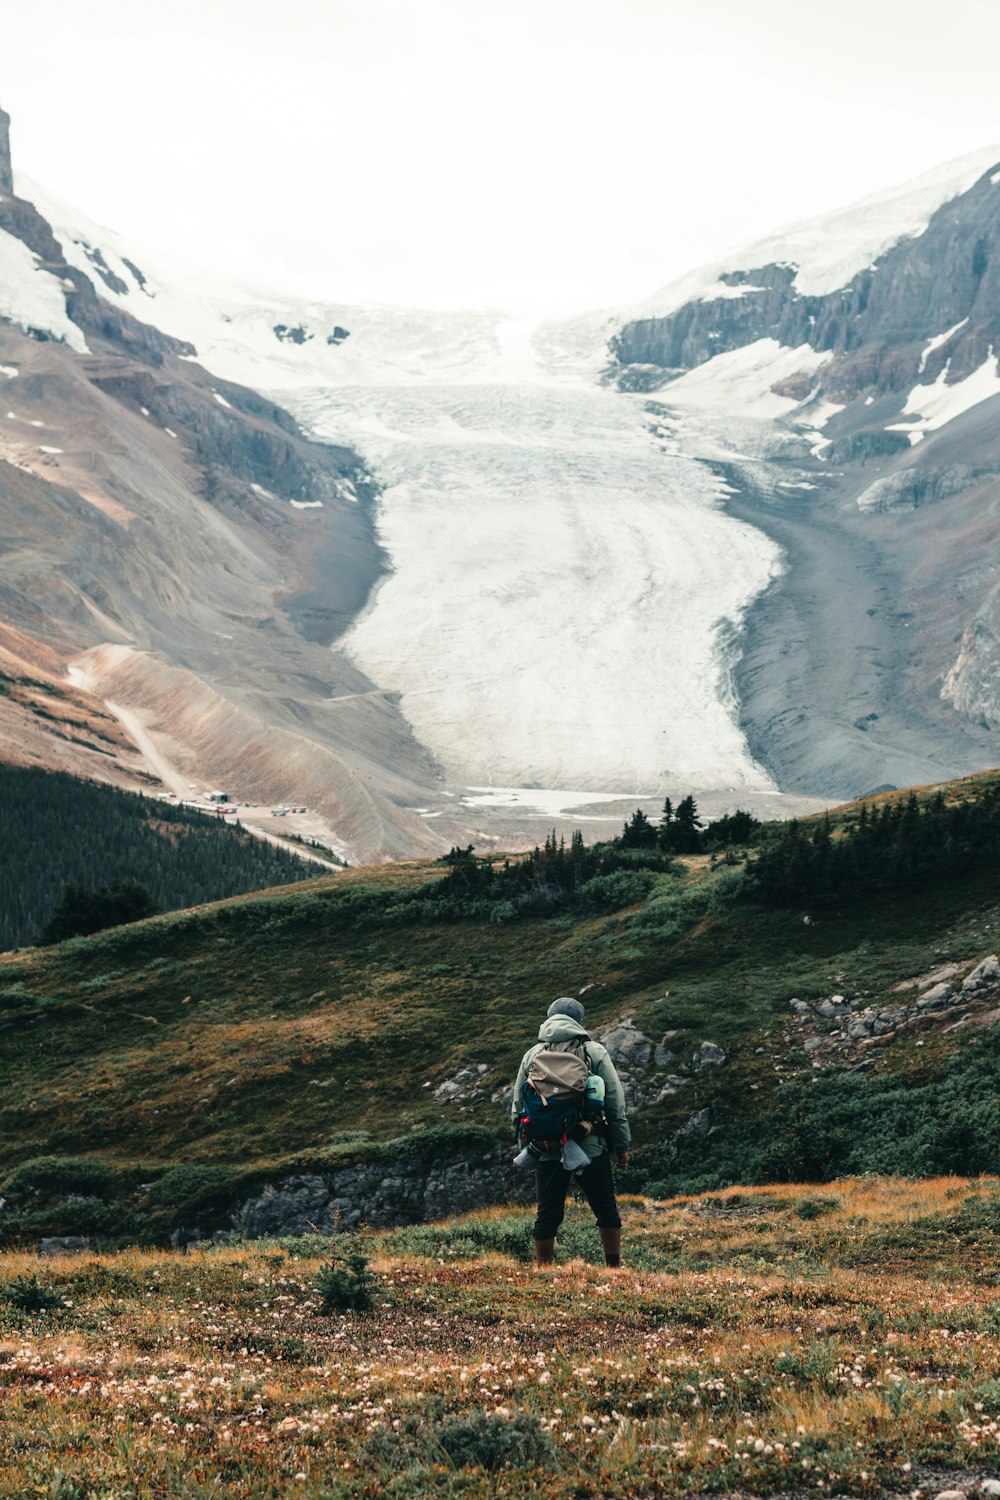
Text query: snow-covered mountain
0 104 998 850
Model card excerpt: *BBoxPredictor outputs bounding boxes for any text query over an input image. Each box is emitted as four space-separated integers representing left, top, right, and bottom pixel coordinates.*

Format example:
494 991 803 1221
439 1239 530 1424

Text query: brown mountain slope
0 317 443 860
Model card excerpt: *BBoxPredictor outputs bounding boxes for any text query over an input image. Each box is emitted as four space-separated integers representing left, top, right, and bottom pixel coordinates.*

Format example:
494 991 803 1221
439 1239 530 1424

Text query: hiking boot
534 1237 556 1269
599 1227 622 1268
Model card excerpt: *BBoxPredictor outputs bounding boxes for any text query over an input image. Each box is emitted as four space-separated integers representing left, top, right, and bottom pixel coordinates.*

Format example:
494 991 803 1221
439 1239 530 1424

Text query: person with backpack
511 996 631 1269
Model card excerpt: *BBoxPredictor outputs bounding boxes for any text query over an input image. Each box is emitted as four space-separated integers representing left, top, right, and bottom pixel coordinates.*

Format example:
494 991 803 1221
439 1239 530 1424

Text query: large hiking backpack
519 1038 591 1148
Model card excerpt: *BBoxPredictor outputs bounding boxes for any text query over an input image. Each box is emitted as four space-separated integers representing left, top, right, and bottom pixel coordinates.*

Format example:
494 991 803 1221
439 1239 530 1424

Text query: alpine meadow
4 7 1000 1495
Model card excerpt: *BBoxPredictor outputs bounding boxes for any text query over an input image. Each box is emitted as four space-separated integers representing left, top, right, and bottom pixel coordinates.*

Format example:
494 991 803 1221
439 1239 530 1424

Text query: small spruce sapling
314 1251 377 1313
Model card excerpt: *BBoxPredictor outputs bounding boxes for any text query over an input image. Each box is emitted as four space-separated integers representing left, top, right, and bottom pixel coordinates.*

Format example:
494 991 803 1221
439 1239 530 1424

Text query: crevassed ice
289 317 780 793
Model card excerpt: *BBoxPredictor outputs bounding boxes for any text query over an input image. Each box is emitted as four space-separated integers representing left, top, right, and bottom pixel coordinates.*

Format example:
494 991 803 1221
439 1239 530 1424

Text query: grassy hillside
4 1177 1000 1497
2 770 1000 1240
0 764 317 948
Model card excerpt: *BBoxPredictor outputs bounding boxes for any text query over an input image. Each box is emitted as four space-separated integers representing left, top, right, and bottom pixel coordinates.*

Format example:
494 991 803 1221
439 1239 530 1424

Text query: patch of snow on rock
918 319 968 374
890 352 1000 441
0 226 87 352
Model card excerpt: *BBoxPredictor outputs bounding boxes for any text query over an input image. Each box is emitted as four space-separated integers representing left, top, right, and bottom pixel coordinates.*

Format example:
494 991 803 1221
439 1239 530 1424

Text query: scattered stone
434 1064 491 1101
803 1038 824 1053
817 997 853 1017
979 1481 1000 1498
933 1490 968 1500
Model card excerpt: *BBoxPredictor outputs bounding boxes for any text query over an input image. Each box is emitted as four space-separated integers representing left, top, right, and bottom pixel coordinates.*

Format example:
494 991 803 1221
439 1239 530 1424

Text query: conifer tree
671 795 704 853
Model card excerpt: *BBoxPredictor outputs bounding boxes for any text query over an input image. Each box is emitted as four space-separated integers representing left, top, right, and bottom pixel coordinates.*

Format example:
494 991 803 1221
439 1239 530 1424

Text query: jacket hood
536 1016 589 1044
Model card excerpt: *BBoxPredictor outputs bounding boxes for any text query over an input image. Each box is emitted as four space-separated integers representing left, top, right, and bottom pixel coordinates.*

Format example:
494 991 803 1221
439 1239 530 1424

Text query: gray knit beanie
547 996 585 1024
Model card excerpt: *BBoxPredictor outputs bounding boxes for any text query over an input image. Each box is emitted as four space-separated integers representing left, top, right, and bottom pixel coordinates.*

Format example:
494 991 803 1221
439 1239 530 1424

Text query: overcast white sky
3 0 1000 312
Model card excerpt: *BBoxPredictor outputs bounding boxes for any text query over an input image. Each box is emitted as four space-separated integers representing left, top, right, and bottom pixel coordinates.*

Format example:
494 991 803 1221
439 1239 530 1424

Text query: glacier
16 169 786 795
287 314 781 792
23 150 1000 801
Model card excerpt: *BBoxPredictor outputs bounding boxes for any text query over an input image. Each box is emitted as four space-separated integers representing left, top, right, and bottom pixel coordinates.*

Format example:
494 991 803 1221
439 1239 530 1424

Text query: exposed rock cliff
0 107 11 197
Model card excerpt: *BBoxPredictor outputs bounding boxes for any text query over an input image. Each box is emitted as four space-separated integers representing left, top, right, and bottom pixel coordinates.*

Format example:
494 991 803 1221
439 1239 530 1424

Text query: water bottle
585 1073 605 1105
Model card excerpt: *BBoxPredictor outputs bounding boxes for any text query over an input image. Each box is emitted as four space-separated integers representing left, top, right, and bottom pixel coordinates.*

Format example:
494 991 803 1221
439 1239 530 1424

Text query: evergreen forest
0 765 317 949
744 787 1000 903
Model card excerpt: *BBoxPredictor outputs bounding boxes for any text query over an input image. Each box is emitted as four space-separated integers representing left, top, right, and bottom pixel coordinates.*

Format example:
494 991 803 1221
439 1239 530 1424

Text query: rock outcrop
943 586 1000 728
232 1140 531 1237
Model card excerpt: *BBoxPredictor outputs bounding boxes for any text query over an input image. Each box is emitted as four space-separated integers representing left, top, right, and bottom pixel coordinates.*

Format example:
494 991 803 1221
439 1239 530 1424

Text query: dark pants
533 1149 622 1239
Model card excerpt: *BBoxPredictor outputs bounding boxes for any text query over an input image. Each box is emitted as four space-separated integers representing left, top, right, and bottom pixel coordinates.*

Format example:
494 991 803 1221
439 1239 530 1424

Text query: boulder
918 963 962 990
598 1019 655 1071
963 955 1000 991
916 983 953 1010
682 1107 713 1136
691 1041 727 1071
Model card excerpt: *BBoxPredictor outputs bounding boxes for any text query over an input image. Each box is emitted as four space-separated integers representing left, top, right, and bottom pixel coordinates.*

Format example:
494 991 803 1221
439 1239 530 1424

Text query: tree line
435 795 760 918
0 765 317 949
744 787 1000 904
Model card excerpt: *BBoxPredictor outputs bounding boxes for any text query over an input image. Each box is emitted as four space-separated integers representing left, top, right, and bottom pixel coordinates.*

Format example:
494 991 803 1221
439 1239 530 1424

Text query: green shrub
434 1412 554 1471
3 1273 64 1312
142 1163 244 1238
795 1194 842 1220
2 1155 120 1201
314 1252 377 1312
578 869 657 912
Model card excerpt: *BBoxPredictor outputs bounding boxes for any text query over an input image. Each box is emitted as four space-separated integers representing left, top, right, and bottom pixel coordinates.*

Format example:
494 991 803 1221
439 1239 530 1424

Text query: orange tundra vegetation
4 1176 1000 1497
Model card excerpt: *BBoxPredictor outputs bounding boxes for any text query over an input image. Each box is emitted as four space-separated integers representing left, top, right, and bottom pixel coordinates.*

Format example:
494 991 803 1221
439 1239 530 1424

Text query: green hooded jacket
511 1015 631 1162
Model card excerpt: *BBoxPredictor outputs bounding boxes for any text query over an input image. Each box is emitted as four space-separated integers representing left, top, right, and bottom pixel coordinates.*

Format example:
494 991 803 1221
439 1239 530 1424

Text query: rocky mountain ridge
609 157 1000 796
